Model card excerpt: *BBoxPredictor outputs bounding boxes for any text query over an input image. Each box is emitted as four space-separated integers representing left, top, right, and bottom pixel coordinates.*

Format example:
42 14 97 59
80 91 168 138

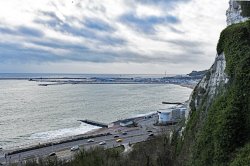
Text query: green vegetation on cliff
180 20 250 165
239 1 250 17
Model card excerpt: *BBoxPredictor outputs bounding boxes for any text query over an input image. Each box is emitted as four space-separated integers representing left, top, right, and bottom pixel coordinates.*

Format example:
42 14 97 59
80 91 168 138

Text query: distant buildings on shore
27 70 207 87
157 107 187 125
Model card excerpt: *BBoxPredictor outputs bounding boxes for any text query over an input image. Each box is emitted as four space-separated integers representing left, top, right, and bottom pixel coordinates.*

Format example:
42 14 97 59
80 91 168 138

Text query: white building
158 107 187 124
180 108 186 119
172 109 181 121
158 111 172 124
172 108 187 120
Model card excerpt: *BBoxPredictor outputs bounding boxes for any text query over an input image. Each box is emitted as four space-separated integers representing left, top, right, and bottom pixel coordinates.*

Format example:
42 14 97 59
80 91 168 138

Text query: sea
0 73 192 150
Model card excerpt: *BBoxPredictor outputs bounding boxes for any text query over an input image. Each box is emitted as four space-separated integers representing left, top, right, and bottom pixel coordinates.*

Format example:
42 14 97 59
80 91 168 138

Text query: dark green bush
230 142 250 166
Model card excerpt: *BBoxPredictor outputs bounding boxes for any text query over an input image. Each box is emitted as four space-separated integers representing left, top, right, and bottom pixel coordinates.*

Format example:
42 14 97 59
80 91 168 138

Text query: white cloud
136 4 164 18
0 0 229 74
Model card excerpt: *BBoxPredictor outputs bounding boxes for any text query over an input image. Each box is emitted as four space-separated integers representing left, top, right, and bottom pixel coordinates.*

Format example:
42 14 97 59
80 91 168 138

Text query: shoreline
178 83 196 89
0 103 187 164
2 99 189 154
3 114 149 154
3 109 169 155
0 75 200 88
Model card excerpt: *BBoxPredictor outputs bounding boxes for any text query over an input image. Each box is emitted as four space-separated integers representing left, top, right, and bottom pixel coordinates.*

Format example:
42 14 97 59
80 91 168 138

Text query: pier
79 119 108 128
162 102 183 105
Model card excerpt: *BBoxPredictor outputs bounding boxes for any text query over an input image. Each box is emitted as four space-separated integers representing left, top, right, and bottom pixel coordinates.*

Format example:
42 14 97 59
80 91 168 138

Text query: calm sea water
0 74 192 149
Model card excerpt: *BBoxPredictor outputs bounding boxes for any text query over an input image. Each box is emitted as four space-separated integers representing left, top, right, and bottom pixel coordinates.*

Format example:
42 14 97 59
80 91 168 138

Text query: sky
0 0 229 74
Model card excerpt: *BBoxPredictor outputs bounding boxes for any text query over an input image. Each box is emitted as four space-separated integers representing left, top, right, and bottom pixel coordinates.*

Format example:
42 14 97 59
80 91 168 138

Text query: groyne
79 119 108 128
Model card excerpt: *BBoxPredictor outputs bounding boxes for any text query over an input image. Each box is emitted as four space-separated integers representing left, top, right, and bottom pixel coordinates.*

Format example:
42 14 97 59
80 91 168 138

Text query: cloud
34 11 125 46
35 11 63 27
0 0 229 74
137 0 190 4
18 26 44 37
0 27 16 34
31 40 89 52
0 43 58 63
0 26 44 37
136 0 191 8
84 18 115 32
119 13 180 33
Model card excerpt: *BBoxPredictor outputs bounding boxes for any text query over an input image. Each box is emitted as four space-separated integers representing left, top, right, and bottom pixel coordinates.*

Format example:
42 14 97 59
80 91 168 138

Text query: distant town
25 70 207 88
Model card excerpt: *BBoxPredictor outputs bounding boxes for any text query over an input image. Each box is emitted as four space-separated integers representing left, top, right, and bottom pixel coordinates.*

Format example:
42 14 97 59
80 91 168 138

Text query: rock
186 53 228 119
226 0 249 25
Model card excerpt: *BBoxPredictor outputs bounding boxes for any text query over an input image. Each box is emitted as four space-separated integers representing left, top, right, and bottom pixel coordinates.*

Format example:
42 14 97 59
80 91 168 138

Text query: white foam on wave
29 123 101 141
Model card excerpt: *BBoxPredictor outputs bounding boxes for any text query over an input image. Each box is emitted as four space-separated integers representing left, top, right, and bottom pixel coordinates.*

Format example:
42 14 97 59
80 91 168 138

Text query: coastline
4 114 151 155
0 81 192 152
0 100 188 165
4 101 185 155
0 77 193 165
178 83 196 89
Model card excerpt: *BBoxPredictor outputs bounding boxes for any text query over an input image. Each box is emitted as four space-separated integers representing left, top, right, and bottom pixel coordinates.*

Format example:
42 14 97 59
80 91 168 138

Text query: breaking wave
29 123 100 141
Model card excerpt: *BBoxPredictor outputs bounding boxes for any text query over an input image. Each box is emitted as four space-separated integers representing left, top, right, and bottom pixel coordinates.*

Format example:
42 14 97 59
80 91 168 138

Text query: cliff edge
177 1 250 165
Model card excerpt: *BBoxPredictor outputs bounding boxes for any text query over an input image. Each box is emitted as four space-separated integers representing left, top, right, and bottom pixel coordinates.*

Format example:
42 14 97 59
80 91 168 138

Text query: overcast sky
0 0 228 74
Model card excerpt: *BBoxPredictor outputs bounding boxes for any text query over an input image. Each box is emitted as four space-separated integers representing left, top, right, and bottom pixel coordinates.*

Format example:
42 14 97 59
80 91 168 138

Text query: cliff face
178 1 250 165
186 0 249 120
226 0 249 25
189 53 228 114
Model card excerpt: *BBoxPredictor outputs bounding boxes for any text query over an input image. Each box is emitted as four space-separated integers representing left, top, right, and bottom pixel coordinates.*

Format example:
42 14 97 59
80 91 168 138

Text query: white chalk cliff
226 0 249 25
186 0 250 119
